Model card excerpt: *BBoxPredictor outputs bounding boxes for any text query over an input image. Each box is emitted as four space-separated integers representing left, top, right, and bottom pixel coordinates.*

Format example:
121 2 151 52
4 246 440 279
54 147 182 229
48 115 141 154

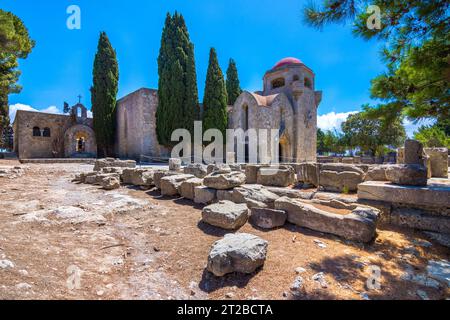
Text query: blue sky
4 0 421 134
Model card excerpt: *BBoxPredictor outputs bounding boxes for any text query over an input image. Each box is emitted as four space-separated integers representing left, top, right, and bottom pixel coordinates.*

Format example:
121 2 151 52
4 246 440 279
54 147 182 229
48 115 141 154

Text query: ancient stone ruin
72 138 449 282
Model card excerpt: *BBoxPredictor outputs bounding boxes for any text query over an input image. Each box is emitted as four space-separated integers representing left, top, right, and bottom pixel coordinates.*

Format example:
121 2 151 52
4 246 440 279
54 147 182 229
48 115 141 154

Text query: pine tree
202 48 228 137
156 12 199 147
90 32 119 157
226 58 241 105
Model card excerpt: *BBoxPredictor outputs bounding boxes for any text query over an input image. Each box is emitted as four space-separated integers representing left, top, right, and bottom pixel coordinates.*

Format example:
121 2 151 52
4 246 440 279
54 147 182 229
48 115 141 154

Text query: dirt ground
0 161 449 300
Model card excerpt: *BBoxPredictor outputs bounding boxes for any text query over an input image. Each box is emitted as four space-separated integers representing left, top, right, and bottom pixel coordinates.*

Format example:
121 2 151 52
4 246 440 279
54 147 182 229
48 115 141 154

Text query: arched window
304 77 312 89
293 75 300 82
33 127 41 137
271 78 285 89
43 127 51 137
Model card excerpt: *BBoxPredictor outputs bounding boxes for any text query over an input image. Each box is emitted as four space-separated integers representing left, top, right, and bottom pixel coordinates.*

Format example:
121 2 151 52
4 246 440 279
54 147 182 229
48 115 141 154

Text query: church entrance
64 124 97 158
76 136 86 153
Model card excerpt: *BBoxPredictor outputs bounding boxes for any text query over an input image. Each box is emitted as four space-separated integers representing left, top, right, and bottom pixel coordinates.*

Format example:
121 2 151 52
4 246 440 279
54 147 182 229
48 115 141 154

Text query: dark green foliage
341 110 406 156
0 9 34 149
414 124 450 148
226 58 241 105
202 48 228 137
303 0 449 126
91 32 119 157
156 12 199 147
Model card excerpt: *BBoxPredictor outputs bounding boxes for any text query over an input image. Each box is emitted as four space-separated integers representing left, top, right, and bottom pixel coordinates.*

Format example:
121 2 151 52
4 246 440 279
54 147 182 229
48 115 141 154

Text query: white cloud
9 103 62 122
318 111 358 132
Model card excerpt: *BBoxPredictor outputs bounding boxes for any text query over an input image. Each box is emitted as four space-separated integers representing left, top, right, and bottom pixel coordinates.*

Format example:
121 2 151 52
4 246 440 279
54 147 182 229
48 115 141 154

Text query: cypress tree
156 12 199 147
226 58 241 105
91 32 119 157
202 48 228 137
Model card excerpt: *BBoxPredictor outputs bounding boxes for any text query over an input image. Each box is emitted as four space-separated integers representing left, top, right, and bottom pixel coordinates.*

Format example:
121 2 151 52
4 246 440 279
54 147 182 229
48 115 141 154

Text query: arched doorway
64 124 97 158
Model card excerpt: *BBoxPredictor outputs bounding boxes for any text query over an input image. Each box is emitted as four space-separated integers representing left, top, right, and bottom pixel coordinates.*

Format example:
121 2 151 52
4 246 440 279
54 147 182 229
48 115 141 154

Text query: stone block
256 166 296 187
385 164 428 186
202 201 249 230
203 171 246 190
169 158 182 171
194 186 217 204
275 197 379 243
390 208 450 234
250 208 287 229
183 163 208 178
319 170 363 193
296 162 319 187
357 181 450 209
179 178 203 200
207 233 268 277
404 139 423 165
424 148 448 178
160 174 194 197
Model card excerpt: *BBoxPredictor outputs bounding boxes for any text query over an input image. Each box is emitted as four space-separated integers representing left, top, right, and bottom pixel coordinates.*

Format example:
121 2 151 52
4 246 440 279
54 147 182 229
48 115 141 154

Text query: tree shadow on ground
198 268 262 293
304 226 449 300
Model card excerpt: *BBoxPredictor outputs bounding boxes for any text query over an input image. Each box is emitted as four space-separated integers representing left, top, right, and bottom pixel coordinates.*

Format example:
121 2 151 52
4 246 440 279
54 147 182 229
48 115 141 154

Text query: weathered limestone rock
94 158 136 171
183 163 208 178
101 176 121 190
275 197 379 242
385 164 428 186
203 171 246 190
358 181 450 209
121 168 153 187
207 233 268 277
160 174 194 197
404 139 424 165
194 186 217 204
257 166 296 187
426 260 450 287
95 173 120 185
169 158 182 171
207 163 231 175
232 185 279 209
77 172 96 183
364 165 388 182
216 190 235 202
202 200 249 230
424 148 448 178
296 163 319 187
320 163 365 175
250 208 287 229
390 208 450 234
342 158 354 164
101 167 123 174
153 170 180 189
266 187 315 200
245 164 269 184
85 174 97 185
179 178 203 200
319 170 363 193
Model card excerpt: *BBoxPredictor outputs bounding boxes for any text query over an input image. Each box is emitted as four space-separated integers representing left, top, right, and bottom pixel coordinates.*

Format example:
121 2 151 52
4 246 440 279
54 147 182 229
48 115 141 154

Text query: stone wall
14 111 69 159
13 110 95 159
116 88 169 161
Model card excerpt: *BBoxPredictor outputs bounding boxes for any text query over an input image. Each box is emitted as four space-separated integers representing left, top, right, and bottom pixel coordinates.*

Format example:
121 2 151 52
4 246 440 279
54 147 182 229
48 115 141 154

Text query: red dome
273 57 303 69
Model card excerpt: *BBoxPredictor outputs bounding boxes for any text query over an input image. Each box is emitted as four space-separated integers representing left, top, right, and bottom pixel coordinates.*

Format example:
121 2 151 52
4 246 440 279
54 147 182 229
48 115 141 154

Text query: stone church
14 57 321 163
13 103 97 159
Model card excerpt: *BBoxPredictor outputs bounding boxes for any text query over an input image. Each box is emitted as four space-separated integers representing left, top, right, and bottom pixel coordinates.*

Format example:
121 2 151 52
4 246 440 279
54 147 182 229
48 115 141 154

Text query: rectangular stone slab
358 181 450 208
